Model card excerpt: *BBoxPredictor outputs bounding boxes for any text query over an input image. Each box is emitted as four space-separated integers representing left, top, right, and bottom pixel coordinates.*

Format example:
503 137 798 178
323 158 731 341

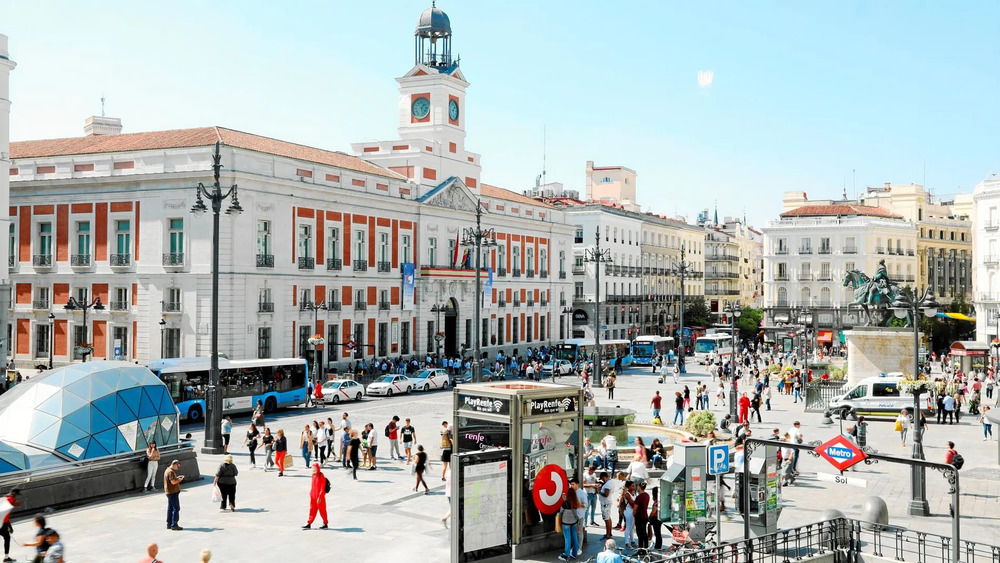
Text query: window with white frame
257 220 272 256
427 237 437 266
298 224 313 259
401 234 411 264
37 223 53 258
328 227 340 261
115 220 131 256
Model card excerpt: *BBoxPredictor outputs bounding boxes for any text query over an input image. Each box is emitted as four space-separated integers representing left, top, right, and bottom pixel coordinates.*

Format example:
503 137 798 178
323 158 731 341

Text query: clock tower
354 3 481 195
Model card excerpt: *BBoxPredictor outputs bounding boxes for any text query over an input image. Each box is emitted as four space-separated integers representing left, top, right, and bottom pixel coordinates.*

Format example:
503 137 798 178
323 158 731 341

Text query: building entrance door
444 298 458 357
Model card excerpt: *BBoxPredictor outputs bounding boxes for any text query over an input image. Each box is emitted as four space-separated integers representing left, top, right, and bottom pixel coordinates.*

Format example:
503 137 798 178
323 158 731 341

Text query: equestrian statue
842 259 911 327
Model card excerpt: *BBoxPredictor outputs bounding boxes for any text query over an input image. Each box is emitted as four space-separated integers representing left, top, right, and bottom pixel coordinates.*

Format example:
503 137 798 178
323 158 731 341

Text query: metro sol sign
814 435 867 472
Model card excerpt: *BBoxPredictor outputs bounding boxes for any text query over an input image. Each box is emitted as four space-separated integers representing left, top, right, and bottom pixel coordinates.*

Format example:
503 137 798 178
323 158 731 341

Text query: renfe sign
814 435 867 472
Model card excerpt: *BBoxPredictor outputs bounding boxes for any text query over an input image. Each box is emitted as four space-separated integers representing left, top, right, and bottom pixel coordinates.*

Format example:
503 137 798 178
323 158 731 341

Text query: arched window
777 287 788 306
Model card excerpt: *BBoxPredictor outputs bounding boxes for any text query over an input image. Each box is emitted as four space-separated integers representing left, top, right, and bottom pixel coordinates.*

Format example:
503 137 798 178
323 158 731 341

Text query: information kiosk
453 382 584 559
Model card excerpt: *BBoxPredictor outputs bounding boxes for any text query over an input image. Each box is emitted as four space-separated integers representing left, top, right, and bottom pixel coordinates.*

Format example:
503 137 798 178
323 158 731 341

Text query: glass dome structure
0 361 180 473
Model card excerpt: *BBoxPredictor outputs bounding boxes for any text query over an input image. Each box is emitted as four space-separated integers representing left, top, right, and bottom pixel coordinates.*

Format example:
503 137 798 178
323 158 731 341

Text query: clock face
412 97 430 120
449 99 460 121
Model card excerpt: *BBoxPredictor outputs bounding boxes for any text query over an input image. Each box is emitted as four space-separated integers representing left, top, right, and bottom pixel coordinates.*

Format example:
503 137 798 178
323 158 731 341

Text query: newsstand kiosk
453 382 584 560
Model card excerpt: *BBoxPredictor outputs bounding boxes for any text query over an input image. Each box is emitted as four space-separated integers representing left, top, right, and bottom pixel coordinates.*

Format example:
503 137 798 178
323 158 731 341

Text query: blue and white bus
554 339 633 368
693 334 735 365
148 357 309 422
631 335 675 365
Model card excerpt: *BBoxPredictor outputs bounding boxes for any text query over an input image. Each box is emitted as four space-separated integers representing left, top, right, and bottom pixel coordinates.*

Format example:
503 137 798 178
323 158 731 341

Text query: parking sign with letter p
707 444 730 475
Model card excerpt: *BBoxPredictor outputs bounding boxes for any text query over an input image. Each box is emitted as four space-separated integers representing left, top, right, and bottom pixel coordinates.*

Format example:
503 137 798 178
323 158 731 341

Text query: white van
827 374 934 420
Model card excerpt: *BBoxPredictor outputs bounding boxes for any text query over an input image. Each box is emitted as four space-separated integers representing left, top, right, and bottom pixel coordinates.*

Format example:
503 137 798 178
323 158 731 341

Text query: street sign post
706 444 729 546
814 435 867 472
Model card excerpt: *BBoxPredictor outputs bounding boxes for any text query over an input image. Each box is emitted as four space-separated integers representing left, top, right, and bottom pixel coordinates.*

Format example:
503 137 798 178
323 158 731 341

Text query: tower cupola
415 2 454 71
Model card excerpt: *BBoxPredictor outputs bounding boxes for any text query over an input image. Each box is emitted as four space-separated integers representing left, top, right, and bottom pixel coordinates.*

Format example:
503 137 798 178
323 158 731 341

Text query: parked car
365 374 413 396
321 379 365 404
542 359 573 376
408 368 450 392
454 368 503 384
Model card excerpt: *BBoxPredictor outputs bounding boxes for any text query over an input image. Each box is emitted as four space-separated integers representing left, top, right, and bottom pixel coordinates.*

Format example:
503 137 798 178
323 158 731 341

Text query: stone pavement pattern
9 363 999 561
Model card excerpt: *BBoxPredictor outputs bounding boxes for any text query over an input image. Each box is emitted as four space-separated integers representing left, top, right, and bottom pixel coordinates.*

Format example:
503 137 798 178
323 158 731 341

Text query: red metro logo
532 464 569 515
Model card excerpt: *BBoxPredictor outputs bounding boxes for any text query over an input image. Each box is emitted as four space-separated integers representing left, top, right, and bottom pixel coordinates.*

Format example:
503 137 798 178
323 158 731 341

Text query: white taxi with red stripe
365 375 413 397
320 379 364 404
406 369 450 392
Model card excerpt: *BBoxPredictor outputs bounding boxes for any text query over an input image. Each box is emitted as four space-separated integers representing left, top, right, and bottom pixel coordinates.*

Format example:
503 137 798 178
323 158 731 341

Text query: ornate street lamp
668 244 695 373
47 312 55 369
189 141 243 455
461 201 497 383
583 227 612 386
302 300 328 386
64 296 104 362
723 301 741 417
891 286 939 516
431 303 446 359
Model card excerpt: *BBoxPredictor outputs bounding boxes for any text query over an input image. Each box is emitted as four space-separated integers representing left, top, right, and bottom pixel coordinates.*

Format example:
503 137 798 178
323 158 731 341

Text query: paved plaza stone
10 363 999 561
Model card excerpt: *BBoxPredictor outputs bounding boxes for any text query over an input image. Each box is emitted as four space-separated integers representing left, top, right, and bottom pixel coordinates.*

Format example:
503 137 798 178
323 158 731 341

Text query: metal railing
559 271 566 279
355 302 367 311
109 301 128 312
32 299 49 310
498 267 507 277
843 247 858 254
162 301 182 313
379 301 390 310
512 269 521 277
258 301 274 313
377 261 391 272
256 254 274 268
818 247 832 254
327 258 342 270
329 302 341 311
110 253 131 266
573 265 585 275
353 259 367 272
799 248 813 254
298 256 315 270
71 254 92 267
526 269 534 278
33 254 52 267
774 248 788 255
805 378 848 412
162 252 184 266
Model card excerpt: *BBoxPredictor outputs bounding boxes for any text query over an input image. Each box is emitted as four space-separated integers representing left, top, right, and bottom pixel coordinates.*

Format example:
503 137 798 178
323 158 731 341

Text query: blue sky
4 1 999 225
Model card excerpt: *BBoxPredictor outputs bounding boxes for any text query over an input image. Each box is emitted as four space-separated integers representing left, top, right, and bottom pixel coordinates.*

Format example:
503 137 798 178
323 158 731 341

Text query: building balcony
818 248 832 255
379 301 390 310
256 254 274 268
329 302 341 311
614 266 622 276
572 265 585 275
327 258 342 271
774 275 789 281
110 253 132 268
355 302 367 311
798 249 812 255
498 298 506 307
907 249 915 256
498 267 507 277
705 272 739 280
540 297 548 306
299 301 315 312
162 301 182 313
876 247 886 254
162 253 185 267
527 298 535 307
513 269 521 277
986 224 999 232
816 274 833 281
798 274 813 281
986 256 999 267
71 254 92 268
707 254 739 261
7 256 14 270
560 298 567 306
32 299 49 310
540 270 548 279
258 301 274 313
526 269 534 278
842 247 858 254
559 271 566 279
298 257 315 270
377 261 391 273
353 260 368 272
109 301 129 312
774 249 789 255
33 254 53 268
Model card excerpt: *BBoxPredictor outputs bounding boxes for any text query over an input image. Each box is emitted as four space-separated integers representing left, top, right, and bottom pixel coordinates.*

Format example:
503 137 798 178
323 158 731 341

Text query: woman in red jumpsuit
303 463 328 529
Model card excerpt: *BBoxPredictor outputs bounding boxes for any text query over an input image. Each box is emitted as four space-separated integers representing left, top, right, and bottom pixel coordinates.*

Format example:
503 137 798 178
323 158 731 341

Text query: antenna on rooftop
541 124 547 187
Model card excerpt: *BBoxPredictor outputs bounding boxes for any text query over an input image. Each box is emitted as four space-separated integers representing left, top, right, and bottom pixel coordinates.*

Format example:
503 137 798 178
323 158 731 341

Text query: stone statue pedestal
843 327 916 386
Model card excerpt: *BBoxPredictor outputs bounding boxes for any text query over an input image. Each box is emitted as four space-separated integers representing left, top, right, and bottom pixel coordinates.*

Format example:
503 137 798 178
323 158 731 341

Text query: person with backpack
386 416 402 461
302 463 330 529
944 441 963 493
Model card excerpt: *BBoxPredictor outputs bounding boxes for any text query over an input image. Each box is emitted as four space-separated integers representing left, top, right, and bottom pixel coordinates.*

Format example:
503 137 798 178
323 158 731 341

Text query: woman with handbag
244 424 260 469
143 441 161 491
413 445 430 494
214 455 239 511
274 429 288 477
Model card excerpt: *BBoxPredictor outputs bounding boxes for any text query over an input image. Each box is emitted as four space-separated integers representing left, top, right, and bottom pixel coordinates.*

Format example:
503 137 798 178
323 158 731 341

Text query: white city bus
693 334 734 365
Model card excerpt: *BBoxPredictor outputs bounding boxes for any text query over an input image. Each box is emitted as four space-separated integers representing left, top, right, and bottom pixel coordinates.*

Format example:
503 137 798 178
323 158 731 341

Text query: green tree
735 307 764 339
684 300 712 327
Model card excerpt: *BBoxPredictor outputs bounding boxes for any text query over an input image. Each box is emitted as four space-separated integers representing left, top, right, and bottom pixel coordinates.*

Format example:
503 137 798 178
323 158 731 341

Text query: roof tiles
780 204 901 219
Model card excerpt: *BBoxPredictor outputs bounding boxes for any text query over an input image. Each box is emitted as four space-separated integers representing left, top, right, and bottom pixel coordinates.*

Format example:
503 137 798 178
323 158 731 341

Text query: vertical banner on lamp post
483 267 493 310
402 262 415 311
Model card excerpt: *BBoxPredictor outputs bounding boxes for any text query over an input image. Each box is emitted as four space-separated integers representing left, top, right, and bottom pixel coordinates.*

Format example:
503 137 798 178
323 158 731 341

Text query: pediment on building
418 176 480 213
399 64 469 85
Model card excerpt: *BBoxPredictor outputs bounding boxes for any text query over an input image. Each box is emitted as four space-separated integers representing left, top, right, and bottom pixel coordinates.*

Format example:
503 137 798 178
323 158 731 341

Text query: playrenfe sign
458 394 510 415
526 396 577 416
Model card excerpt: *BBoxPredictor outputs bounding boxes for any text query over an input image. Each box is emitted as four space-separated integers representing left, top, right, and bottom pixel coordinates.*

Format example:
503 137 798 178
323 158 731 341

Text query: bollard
861 496 889 530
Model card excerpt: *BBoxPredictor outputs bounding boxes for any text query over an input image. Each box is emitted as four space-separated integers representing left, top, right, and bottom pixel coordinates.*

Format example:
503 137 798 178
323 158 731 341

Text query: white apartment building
6 6 574 368
972 174 1000 343
0 36 14 363
640 215 706 336
763 203 917 341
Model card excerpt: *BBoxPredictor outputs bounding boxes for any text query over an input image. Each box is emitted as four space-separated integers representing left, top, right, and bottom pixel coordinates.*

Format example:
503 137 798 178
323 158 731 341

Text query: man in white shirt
627 458 648 487
315 423 329 465
583 465 600 526
597 473 615 540
601 433 618 471
788 421 803 472
571 478 589 552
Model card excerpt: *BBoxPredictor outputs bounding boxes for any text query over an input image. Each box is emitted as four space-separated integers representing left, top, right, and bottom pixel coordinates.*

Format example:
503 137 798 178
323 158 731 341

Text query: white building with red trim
5 7 573 369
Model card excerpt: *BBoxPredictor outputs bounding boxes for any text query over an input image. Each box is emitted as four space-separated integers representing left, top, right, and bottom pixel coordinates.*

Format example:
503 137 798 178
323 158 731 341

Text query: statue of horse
842 270 909 327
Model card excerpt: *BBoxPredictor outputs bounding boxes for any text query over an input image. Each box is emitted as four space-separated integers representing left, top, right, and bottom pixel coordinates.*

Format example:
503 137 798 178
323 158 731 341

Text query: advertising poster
402 262 415 311
483 267 493 310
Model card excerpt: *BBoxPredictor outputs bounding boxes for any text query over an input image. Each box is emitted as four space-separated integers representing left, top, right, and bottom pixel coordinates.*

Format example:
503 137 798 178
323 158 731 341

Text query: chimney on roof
84 115 122 136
